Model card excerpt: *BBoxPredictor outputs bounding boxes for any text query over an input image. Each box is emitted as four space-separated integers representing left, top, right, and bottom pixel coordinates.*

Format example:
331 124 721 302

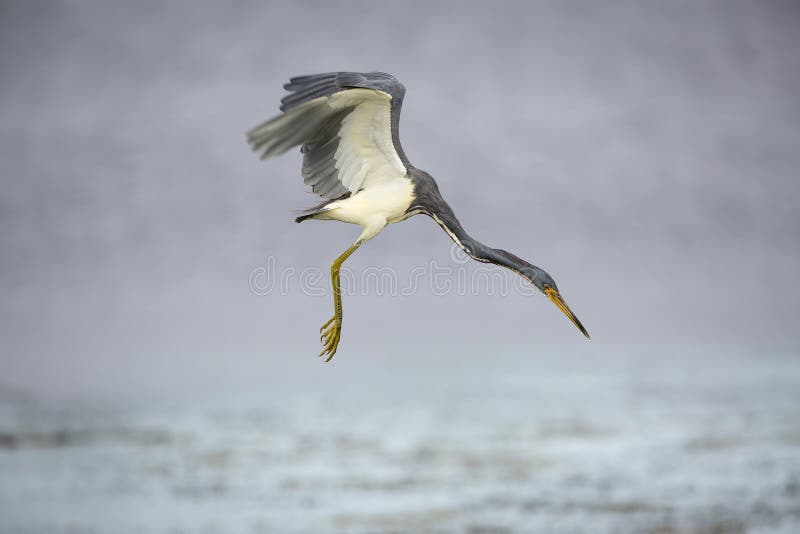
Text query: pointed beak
544 287 590 340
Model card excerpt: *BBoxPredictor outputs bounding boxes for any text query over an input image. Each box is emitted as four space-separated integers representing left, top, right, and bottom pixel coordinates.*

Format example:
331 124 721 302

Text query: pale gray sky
1 0 799 399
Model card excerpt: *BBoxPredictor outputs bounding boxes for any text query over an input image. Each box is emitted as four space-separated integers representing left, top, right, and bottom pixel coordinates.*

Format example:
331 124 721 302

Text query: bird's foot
319 316 341 362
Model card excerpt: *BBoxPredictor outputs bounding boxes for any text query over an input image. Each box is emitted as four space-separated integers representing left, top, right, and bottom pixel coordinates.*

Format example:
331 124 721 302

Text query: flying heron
247 71 589 361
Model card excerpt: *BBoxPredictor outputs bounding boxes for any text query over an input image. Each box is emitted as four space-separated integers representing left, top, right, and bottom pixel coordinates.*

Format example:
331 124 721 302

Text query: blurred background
1 1 799 532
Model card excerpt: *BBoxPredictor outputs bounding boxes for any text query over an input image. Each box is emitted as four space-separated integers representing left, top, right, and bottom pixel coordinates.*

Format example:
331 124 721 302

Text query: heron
247 71 589 361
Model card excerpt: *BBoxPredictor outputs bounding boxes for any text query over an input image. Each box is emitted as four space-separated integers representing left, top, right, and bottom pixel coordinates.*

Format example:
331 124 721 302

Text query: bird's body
248 72 589 360
312 176 416 240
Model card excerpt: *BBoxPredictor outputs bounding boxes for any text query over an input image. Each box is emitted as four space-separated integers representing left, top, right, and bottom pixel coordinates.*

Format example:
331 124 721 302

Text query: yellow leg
319 242 360 361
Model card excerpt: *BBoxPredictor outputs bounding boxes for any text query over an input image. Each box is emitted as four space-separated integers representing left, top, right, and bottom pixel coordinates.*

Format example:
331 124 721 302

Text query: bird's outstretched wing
248 72 410 199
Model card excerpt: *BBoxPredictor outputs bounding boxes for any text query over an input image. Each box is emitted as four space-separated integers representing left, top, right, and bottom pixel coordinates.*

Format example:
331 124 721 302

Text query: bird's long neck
421 197 542 286
408 168 544 286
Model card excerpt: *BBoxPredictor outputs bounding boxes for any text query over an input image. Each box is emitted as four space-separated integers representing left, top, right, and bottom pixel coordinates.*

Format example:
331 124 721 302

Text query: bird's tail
293 193 350 223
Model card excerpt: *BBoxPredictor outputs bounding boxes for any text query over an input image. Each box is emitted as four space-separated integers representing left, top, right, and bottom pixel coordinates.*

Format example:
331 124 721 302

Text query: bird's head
529 269 590 340
490 248 590 341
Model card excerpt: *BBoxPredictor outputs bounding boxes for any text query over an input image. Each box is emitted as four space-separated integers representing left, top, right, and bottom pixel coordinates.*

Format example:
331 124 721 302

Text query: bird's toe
318 317 341 361
319 316 335 333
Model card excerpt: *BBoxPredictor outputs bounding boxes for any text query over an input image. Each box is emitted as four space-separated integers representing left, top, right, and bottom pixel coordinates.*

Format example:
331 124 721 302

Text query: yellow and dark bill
544 287 590 340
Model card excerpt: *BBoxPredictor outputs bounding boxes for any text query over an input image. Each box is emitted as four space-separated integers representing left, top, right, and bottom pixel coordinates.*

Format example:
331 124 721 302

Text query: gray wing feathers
280 74 339 111
280 72 405 112
247 71 409 200
247 99 350 199
247 99 329 160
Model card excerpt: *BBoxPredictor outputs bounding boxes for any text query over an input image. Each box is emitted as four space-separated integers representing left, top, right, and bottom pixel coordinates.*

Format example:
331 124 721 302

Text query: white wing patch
327 89 407 193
